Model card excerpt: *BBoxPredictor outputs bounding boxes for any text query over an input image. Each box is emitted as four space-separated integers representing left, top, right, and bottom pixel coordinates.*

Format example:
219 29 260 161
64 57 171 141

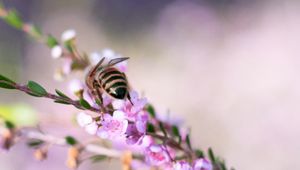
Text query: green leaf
0 74 15 84
172 125 181 143
4 9 23 29
195 149 204 158
30 25 43 38
54 100 71 105
26 91 44 97
146 104 156 118
159 122 167 137
208 147 216 163
27 139 44 148
27 81 47 97
89 155 107 163
186 134 192 150
65 136 77 145
79 98 91 109
64 41 73 53
4 120 15 129
219 160 227 170
55 89 70 99
46 34 58 48
146 123 155 133
172 125 180 136
0 81 15 89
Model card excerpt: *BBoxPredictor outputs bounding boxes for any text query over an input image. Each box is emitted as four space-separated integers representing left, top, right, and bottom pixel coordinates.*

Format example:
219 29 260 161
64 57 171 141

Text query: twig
0 127 122 158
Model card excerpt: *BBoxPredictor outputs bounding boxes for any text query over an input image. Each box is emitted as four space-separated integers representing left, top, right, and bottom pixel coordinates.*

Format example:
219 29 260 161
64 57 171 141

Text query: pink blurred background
1 0 300 169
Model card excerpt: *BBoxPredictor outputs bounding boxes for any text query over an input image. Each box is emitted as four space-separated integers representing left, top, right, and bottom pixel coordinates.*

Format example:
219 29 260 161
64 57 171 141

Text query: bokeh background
1 0 300 169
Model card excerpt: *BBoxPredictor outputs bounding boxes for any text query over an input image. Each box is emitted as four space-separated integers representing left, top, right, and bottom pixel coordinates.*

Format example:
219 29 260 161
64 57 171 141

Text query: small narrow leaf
219 160 227 170
186 134 192 150
172 125 181 143
4 120 15 129
208 147 216 163
46 34 58 48
27 139 44 148
26 91 44 97
29 25 42 38
159 122 167 137
27 81 47 97
79 98 91 109
55 89 70 99
54 100 71 105
0 81 15 89
4 9 23 29
146 123 155 133
195 149 204 158
146 104 156 118
64 41 73 53
0 74 15 83
89 155 107 163
65 136 77 145
172 125 180 136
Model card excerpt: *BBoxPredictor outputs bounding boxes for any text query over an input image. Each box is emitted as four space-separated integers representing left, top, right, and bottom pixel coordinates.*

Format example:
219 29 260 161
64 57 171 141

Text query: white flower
51 45 63 59
53 69 65 81
76 112 93 127
85 122 98 135
89 52 102 65
102 48 115 58
61 29 76 42
68 79 84 94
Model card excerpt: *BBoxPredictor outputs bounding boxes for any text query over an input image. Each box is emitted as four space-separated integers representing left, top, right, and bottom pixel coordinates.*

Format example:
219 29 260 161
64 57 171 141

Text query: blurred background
1 0 300 169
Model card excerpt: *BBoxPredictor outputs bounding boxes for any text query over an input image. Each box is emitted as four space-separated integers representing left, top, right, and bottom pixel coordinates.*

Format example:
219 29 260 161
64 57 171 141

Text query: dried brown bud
34 148 48 161
66 146 80 169
1 129 14 150
0 8 7 17
121 151 132 170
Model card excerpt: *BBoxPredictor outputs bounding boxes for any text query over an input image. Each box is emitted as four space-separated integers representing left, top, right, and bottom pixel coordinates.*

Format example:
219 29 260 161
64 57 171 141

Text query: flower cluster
0 3 231 170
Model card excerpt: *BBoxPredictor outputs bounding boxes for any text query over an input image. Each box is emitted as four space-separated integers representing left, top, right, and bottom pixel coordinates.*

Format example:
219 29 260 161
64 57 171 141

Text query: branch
0 127 121 158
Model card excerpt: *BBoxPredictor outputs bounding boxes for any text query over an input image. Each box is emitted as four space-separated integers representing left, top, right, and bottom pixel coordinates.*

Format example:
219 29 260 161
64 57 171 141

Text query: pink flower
135 112 148 133
125 113 148 145
125 124 143 145
144 144 170 166
68 79 84 95
62 58 72 75
76 112 93 127
193 158 213 170
112 91 147 120
129 91 147 113
85 122 98 135
173 161 193 170
101 93 112 107
97 111 128 140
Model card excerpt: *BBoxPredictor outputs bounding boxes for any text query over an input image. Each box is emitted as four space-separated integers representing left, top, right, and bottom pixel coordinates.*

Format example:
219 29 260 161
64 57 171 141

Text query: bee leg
95 88 106 114
127 93 134 106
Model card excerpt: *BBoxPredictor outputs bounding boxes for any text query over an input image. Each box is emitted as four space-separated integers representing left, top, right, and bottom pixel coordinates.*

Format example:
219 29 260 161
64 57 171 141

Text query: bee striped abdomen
98 67 128 99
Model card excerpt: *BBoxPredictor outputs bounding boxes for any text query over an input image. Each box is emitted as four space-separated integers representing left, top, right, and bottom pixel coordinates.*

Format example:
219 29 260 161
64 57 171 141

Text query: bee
86 57 132 106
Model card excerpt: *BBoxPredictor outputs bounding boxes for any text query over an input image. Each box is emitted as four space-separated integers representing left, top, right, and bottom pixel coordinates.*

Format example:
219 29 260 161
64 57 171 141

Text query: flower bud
76 112 93 127
51 45 63 59
1 128 14 151
89 52 102 65
34 148 48 161
121 151 132 170
61 29 76 42
66 146 80 169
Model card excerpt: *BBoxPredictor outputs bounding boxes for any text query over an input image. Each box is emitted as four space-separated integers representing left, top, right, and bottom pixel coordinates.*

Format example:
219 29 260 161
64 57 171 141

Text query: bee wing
88 57 105 76
108 57 129 67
